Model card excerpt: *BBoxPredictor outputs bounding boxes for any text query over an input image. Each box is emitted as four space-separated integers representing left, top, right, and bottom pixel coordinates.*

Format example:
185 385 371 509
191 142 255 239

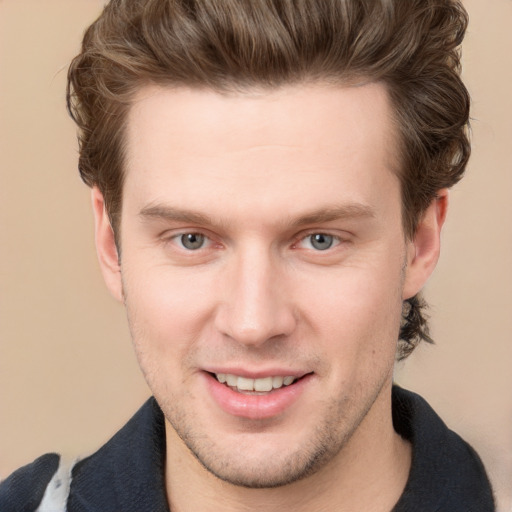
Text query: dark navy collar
68 397 169 512
392 386 495 511
67 387 495 511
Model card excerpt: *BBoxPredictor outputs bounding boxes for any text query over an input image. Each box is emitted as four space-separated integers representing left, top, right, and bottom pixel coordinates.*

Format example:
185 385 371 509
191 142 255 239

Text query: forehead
123 83 401 226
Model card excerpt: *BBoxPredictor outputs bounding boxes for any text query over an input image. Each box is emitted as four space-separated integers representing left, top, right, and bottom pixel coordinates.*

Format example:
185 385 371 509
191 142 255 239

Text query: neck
165 385 411 512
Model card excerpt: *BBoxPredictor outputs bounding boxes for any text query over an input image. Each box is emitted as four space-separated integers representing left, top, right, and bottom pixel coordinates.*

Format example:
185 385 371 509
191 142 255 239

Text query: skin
93 83 447 511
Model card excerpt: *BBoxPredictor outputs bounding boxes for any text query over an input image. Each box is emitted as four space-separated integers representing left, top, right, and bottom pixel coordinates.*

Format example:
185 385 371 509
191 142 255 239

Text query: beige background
1 0 511 509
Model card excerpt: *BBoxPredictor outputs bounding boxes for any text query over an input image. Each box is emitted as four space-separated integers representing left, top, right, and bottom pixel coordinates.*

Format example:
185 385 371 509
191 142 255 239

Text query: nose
214 246 297 347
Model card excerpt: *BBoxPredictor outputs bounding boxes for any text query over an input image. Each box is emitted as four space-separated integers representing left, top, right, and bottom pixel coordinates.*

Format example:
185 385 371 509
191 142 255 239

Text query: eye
177 233 206 250
309 233 334 250
301 233 338 251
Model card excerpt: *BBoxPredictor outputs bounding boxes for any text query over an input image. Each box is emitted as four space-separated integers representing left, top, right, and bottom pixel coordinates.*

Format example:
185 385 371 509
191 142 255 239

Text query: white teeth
254 376 273 392
226 374 238 387
237 377 254 391
214 373 297 392
272 376 284 389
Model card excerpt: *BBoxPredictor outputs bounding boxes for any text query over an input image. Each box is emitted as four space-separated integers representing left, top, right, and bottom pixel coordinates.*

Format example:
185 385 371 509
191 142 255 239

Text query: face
94 83 439 488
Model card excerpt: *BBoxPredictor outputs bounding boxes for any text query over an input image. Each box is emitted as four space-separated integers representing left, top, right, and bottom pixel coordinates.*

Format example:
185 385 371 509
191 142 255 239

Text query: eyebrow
287 204 375 228
139 204 216 225
138 202 375 229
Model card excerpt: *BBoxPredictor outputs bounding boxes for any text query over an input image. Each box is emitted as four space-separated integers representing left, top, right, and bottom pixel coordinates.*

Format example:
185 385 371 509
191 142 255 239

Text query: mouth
205 370 313 419
210 372 304 394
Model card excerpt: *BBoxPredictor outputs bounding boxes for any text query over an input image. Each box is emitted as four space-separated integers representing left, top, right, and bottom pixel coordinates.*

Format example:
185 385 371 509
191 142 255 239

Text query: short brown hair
67 0 470 359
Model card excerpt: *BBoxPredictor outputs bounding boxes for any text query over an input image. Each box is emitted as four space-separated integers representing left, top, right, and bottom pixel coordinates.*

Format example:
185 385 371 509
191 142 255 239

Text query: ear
91 187 123 303
402 189 449 299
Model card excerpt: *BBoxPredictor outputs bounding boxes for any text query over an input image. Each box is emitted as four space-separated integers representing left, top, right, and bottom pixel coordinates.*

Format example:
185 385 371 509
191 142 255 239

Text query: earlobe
402 189 449 299
91 187 124 303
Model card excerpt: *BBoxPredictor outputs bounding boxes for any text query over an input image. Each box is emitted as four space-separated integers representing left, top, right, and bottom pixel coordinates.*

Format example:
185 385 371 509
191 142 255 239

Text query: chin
165 401 359 489
188 442 332 489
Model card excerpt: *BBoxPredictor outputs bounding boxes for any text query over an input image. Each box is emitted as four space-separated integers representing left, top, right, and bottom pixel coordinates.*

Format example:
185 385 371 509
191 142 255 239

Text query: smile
214 373 297 393
205 371 312 419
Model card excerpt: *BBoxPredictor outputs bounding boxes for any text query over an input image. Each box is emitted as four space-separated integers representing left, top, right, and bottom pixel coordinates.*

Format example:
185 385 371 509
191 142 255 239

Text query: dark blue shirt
0 387 495 511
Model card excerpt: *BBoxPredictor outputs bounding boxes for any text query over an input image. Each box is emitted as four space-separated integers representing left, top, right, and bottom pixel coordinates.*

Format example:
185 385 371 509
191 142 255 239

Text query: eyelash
169 232 214 251
293 233 342 251
165 231 345 252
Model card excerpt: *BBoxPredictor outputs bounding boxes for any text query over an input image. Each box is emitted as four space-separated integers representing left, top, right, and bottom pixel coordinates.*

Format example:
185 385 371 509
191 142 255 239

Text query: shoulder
392 386 495 511
0 398 164 512
0 453 61 512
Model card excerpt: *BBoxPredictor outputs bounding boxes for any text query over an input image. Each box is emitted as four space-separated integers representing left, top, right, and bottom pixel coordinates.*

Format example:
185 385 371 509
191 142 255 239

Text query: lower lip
204 373 312 420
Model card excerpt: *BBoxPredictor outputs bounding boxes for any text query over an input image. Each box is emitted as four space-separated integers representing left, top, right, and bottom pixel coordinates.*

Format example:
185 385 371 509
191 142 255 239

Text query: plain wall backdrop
1 0 511 509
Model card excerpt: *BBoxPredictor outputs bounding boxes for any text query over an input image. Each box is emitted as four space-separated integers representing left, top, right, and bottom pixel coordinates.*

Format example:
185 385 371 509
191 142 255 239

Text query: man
0 0 496 510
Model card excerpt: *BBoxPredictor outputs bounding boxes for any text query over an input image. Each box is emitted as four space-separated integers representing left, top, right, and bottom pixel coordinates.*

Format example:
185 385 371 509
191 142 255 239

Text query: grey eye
309 233 334 250
180 233 205 250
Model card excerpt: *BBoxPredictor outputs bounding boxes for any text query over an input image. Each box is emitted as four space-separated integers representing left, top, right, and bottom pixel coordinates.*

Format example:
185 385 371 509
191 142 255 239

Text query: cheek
297 258 404 364
122 262 218 360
